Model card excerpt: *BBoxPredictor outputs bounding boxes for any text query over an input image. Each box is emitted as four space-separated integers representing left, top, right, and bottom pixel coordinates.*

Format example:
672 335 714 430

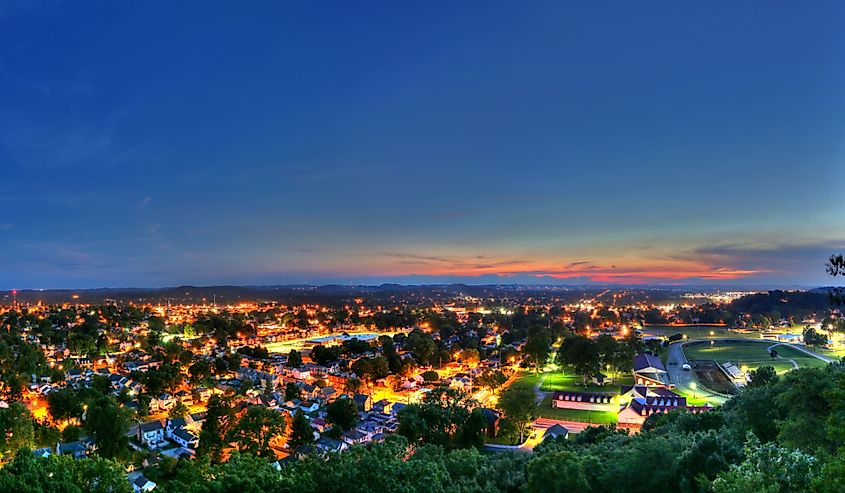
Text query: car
682 364 692 371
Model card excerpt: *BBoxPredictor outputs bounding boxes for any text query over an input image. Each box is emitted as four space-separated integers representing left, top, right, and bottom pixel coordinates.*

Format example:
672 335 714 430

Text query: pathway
766 342 833 363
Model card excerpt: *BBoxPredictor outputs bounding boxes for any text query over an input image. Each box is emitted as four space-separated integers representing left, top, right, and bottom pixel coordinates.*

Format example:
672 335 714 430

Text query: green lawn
486 434 522 446
770 345 829 369
683 340 823 374
509 372 542 393
539 370 634 394
537 395 617 424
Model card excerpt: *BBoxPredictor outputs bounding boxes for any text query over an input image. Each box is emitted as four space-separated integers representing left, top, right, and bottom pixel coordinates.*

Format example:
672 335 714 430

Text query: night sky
2 1 844 289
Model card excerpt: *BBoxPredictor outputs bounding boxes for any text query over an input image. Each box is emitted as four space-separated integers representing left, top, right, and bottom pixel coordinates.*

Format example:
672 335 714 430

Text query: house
542 424 570 441
551 391 616 412
309 417 328 433
632 353 670 386
372 399 393 414
320 386 337 401
138 420 167 447
175 390 193 404
192 387 212 402
316 436 348 454
171 428 199 449
57 440 91 459
391 403 407 416
353 394 372 412
132 475 157 493
156 393 176 411
341 428 369 446
299 400 320 413
33 447 52 459
294 444 319 459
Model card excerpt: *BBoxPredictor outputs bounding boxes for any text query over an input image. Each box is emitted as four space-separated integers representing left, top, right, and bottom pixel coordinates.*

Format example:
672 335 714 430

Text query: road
483 418 593 453
665 341 727 405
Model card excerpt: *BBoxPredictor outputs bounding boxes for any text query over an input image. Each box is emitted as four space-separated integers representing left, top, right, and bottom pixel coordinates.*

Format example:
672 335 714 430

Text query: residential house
132 475 157 493
138 420 167 447
353 394 372 412
316 436 348 454
542 424 570 441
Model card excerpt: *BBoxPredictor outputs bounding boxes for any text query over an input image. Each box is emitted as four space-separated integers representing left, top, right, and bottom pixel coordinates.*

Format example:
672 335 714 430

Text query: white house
138 420 166 447
132 475 157 493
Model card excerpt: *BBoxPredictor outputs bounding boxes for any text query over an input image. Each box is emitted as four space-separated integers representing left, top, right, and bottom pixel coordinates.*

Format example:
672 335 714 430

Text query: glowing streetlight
690 382 697 400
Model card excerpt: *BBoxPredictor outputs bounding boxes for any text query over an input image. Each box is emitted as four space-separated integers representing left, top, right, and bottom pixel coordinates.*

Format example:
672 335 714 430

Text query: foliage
326 396 359 431
0 449 131 493
397 387 486 449
497 385 537 442
227 405 285 458
84 396 130 460
288 411 315 449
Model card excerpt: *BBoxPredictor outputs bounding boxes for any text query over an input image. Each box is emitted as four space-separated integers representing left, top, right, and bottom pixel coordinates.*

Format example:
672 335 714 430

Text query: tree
803 327 828 348
228 406 286 458
288 411 315 449
326 397 359 431
188 360 212 383
0 402 34 457
476 369 508 390
461 348 480 368
826 254 845 305
169 400 188 419
421 370 439 383
0 449 132 493
47 387 83 424
523 330 551 374
85 397 130 459
284 382 301 402
287 350 303 368
748 366 778 388
712 435 818 493
197 395 232 463
345 377 362 394
397 387 484 449
497 385 537 443
558 335 601 384
526 448 589 493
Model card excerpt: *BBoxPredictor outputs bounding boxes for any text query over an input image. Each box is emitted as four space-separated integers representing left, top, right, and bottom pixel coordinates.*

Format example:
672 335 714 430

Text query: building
138 420 166 447
617 391 711 429
132 475 157 493
551 391 616 412
542 424 569 441
632 353 670 386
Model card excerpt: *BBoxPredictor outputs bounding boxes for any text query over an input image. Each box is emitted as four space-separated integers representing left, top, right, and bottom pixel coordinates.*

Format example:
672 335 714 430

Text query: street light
690 382 697 400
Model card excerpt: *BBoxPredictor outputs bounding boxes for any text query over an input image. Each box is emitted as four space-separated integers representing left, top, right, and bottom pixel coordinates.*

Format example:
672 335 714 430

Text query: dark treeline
3 361 845 492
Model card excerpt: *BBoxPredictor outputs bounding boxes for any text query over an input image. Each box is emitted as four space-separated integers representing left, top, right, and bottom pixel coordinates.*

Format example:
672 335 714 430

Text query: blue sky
2 1 844 289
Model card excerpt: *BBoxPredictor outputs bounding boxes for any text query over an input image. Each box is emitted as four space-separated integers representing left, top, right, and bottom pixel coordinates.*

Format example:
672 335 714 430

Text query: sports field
683 340 825 374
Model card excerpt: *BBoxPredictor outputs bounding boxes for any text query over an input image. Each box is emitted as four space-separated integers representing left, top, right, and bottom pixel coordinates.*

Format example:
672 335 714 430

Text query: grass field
539 370 634 393
537 395 617 424
683 340 825 374
509 371 542 393
770 345 829 369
